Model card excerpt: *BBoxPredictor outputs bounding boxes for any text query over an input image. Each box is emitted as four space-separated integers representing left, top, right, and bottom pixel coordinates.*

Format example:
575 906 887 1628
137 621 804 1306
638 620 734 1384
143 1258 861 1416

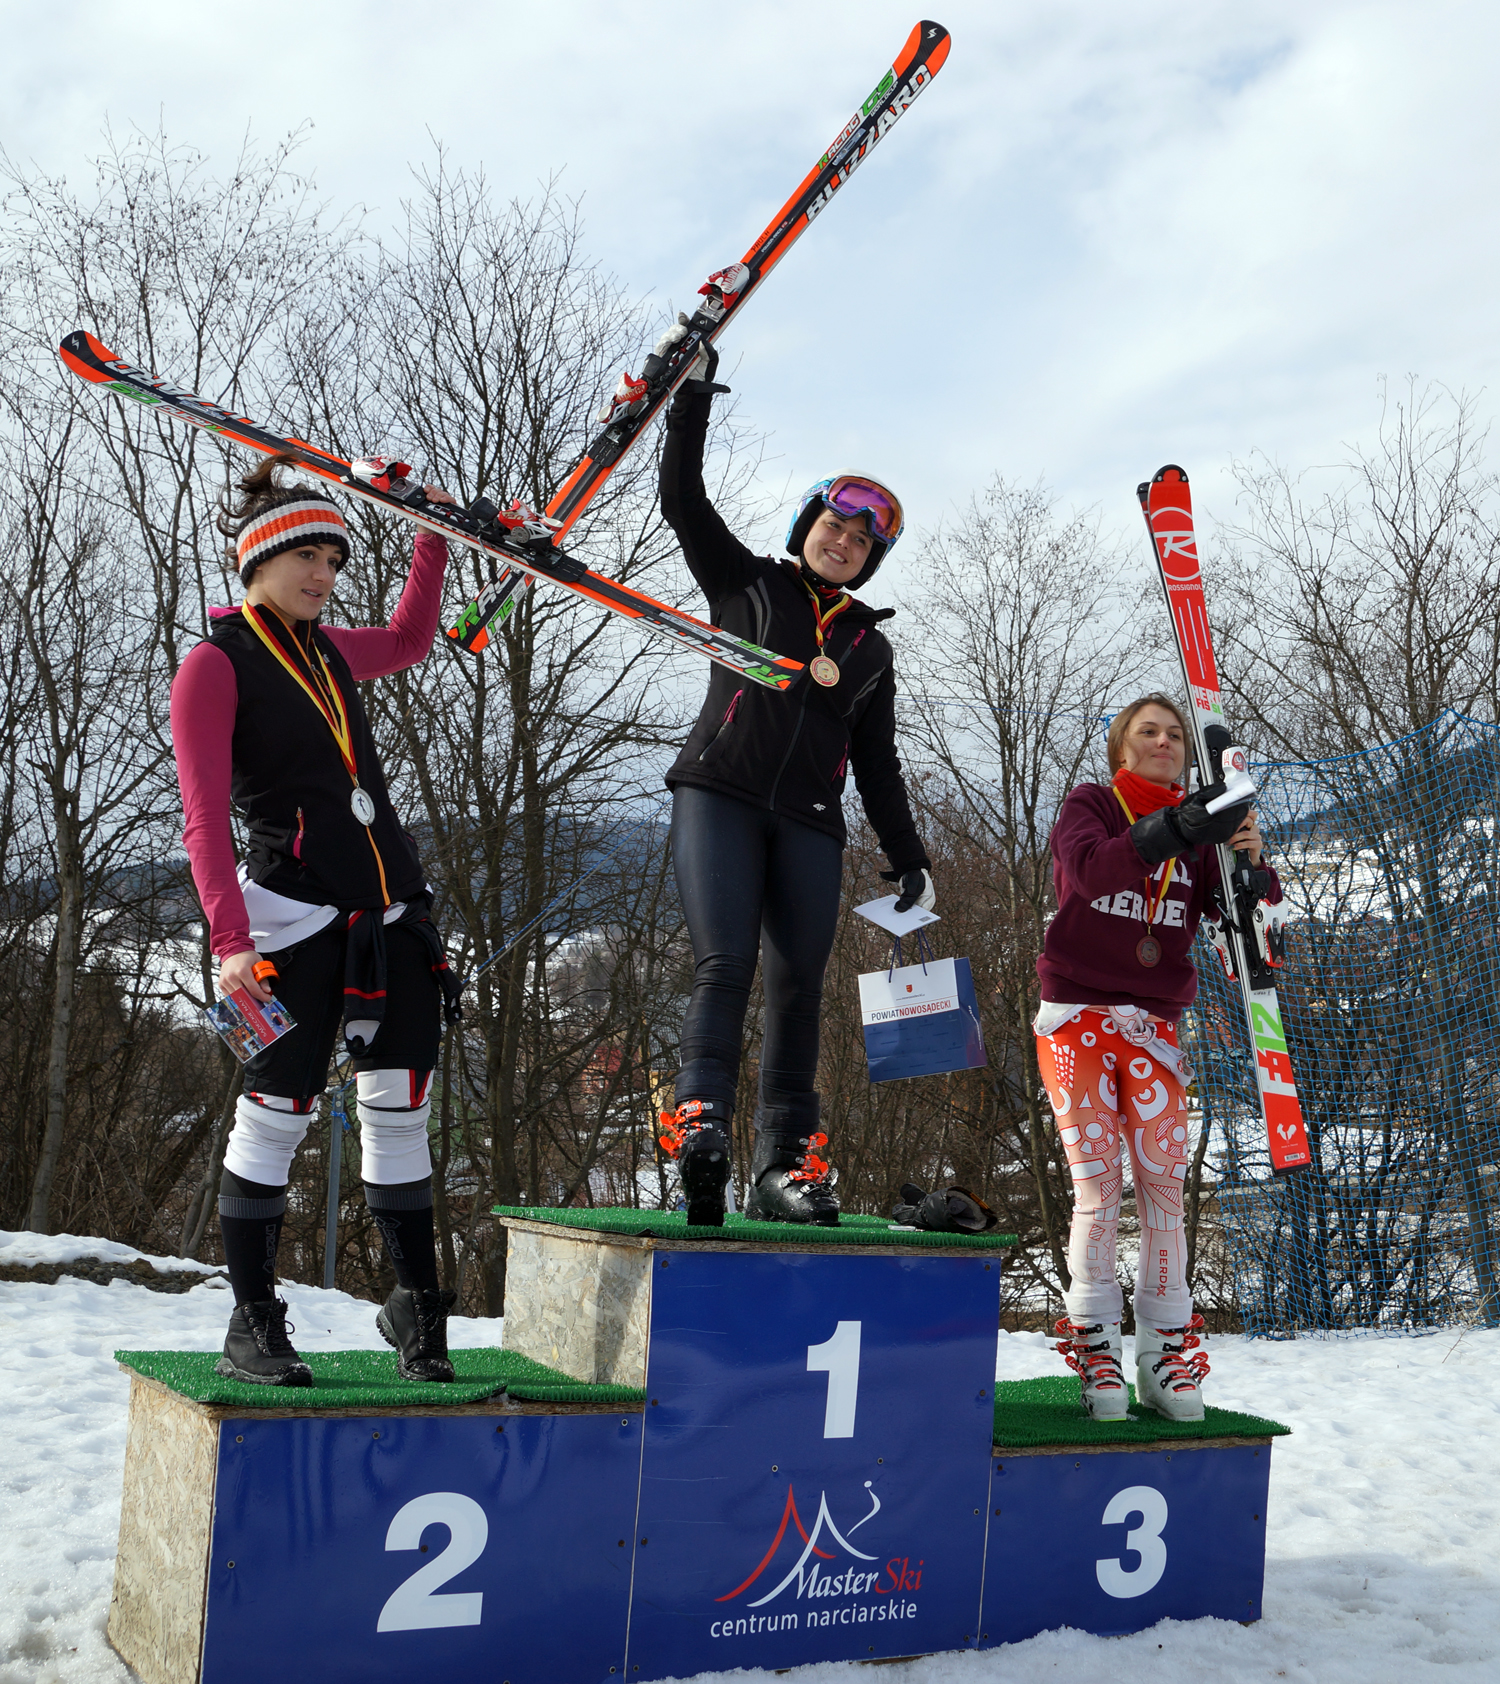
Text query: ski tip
1151 464 1189 487
895 21 951 78
58 329 118 383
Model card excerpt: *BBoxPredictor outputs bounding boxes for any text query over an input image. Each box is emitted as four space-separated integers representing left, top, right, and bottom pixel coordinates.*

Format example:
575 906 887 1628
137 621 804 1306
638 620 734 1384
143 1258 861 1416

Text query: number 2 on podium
806 1321 862 1438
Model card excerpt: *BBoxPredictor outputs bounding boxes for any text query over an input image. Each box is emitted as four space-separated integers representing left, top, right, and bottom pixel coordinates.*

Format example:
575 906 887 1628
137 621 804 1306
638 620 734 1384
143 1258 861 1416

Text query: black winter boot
377 1286 458 1382
746 1098 839 1226
659 1097 732 1226
215 1297 313 1386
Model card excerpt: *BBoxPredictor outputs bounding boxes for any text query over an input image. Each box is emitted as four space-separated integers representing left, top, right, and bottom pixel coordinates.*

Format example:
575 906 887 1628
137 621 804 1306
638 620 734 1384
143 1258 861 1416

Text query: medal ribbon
799 575 853 652
241 602 390 903
1111 785 1176 933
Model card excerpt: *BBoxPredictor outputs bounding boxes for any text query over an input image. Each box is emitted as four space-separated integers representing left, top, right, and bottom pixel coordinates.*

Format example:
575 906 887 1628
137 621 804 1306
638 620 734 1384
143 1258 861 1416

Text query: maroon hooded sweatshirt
1036 781 1282 1021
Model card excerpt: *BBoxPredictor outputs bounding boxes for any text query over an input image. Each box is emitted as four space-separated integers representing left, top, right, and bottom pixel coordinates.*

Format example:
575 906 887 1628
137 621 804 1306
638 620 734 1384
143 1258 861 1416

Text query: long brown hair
1105 693 1188 775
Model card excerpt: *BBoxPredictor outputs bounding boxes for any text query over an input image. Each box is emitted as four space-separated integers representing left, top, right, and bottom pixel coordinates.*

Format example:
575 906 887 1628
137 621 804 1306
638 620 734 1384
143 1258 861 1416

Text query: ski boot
1054 1317 1129 1421
1135 1314 1210 1422
659 1097 732 1226
746 1098 839 1226
215 1297 313 1387
377 1286 458 1382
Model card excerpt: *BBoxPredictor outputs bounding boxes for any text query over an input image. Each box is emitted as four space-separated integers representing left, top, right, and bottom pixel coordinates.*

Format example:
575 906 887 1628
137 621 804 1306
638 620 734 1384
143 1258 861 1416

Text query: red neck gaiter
1112 766 1183 818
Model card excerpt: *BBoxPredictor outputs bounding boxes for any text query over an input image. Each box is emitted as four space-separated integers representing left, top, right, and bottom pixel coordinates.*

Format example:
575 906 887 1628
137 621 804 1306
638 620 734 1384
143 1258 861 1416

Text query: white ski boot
1054 1317 1129 1421
1135 1315 1210 1421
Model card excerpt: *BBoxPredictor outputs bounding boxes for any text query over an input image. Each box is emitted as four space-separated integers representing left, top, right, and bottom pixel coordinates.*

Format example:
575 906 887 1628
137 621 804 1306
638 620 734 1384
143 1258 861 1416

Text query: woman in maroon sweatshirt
1036 693 1276 1422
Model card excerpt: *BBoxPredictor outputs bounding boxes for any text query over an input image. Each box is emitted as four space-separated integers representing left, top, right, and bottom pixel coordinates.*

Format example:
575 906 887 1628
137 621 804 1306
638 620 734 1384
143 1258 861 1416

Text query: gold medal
810 654 840 687
1136 935 1162 967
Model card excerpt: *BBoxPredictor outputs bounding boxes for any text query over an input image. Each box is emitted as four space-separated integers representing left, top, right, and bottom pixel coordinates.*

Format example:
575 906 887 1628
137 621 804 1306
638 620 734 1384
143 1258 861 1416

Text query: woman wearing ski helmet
1036 695 1278 1421
171 454 464 1387
656 347 933 1227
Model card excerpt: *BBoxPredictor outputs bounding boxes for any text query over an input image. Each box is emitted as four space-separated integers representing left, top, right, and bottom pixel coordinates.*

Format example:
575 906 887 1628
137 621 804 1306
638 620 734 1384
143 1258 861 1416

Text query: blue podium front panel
200 1411 641 1684
980 1442 1272 1644
627 1250 999 1680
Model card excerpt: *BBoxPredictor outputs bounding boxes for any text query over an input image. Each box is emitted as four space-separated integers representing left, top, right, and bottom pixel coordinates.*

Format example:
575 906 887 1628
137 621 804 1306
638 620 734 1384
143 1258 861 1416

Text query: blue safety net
1179 712 1500 1336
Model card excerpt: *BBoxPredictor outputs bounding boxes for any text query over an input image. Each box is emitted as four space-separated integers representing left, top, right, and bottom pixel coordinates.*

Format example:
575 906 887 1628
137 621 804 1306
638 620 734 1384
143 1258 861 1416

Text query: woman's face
802 508 873 587
246 543 343 622
1120 705 1187 787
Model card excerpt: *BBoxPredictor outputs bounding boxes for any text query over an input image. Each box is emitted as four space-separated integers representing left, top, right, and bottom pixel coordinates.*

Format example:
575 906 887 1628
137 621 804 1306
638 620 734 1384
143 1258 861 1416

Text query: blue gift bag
858 935 988 1083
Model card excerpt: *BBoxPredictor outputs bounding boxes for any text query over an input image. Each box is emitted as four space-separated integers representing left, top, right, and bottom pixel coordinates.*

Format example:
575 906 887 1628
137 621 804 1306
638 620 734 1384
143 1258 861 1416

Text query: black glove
1130 781 1251 867
880 866 935 913
891 1183 998 1234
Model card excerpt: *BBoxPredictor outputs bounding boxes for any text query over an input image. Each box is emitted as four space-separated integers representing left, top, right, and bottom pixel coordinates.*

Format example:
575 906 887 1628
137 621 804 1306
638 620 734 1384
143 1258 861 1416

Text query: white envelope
853 894 941 938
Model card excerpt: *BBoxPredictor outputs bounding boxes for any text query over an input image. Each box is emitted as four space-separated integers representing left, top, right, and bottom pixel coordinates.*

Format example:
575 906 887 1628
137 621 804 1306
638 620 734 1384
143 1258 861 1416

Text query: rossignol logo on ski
1151 525 1203 585
708 1479 922 1643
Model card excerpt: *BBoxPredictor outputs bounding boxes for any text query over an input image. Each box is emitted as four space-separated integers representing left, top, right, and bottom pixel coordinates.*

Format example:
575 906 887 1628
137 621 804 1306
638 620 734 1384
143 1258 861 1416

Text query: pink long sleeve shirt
171 531 450 961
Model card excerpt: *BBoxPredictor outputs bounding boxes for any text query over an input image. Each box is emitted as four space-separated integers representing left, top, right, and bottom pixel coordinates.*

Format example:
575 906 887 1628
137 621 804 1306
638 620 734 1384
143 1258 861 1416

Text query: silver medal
350 786 377 826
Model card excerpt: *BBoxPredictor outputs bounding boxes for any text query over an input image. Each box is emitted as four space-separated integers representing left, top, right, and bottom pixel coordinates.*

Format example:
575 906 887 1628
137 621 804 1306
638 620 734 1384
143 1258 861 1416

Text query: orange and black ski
57 330 803 691
447 18 952 652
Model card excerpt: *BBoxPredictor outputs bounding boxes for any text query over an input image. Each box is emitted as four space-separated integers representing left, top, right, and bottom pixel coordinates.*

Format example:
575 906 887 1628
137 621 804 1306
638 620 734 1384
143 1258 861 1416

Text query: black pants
242 917 441 1100
670 785 843 1113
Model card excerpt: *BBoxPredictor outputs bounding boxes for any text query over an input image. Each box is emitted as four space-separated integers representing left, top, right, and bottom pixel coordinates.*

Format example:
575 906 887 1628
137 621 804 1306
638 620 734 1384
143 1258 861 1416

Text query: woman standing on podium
654 344 934 1228
1035 695 1276 1421
173 456 463 1387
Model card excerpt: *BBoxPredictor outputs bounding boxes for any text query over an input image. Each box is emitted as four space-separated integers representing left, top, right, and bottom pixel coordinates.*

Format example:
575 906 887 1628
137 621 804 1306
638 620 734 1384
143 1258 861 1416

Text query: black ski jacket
660 393 929 875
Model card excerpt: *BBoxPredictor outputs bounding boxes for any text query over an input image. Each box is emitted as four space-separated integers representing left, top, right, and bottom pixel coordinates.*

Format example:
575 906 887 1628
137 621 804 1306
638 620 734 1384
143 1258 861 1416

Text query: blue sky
6 0 1498 601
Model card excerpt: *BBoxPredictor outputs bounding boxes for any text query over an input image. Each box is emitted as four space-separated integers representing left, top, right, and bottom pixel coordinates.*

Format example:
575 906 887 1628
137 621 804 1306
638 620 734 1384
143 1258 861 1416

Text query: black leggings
670 785 844 1113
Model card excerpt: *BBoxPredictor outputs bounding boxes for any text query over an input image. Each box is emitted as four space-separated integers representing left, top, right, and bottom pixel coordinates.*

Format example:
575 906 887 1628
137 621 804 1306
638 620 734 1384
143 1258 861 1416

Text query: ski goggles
798 474 905 550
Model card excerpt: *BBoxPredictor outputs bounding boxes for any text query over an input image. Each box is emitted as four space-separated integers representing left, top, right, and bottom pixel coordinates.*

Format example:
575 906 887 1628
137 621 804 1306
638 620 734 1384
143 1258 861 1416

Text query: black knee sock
218 1169 287 1307
365 1180 441 1294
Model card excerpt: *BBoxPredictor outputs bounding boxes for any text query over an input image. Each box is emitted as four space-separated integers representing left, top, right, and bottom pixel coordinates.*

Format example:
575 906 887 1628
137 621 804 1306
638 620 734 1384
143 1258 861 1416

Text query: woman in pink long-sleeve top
1036 693 1278 1424
172 453 462 1388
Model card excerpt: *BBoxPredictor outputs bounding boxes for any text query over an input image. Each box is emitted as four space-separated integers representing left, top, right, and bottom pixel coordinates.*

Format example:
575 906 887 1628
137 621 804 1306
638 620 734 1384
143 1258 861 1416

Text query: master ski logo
709 1478 922 1640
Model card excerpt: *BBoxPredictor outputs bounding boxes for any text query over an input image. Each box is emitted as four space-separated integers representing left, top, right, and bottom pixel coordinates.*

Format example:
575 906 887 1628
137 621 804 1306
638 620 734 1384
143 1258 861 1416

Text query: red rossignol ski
1138 465 1311 1174
447 18 952 652
56 331 803 691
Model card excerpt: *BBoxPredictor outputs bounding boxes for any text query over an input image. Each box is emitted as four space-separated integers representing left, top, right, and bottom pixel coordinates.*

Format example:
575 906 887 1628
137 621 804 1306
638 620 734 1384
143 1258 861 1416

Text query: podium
108 1209 1284 1684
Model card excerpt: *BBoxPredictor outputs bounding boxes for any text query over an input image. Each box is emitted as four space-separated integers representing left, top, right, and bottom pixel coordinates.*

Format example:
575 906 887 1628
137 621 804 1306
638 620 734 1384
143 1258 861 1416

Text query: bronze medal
1136 935 1162 968
809 653 841 687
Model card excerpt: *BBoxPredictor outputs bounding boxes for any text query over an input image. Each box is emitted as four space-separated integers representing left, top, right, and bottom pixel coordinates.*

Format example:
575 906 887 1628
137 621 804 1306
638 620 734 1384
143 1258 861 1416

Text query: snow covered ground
1 1231 1497 1683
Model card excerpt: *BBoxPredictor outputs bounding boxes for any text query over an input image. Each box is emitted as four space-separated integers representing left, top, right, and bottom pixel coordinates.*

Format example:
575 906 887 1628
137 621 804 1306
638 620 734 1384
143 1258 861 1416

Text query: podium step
992 1375 1289 1448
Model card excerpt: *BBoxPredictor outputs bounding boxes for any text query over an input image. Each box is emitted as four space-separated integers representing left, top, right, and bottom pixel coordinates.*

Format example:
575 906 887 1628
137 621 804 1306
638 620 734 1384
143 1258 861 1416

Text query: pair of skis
59 20 951 693
1139 468 1311 1175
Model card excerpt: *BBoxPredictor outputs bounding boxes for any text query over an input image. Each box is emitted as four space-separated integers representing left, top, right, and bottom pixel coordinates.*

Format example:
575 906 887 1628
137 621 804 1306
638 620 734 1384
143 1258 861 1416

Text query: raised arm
322 529 450 680
660 391 768 610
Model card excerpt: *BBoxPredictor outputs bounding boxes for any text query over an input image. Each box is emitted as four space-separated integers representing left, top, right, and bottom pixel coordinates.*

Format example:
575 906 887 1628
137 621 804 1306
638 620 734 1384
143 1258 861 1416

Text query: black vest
207 610 424 909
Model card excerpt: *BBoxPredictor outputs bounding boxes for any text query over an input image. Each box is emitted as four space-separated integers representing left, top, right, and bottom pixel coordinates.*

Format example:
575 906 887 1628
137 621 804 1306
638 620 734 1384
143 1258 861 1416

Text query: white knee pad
223 1092 314 1185
357 1069 434 1186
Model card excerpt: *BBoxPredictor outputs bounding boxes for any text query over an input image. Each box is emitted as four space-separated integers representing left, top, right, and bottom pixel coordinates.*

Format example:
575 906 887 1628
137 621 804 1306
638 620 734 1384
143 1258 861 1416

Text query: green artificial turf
495 1205 1016 1250
116 1346 644 1409
992 1375 1290 1448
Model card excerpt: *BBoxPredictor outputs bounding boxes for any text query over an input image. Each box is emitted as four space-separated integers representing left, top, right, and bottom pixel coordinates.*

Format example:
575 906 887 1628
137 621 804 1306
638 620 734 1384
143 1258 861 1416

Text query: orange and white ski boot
1055 1316 1129 1421
1135 1315 1210 1422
